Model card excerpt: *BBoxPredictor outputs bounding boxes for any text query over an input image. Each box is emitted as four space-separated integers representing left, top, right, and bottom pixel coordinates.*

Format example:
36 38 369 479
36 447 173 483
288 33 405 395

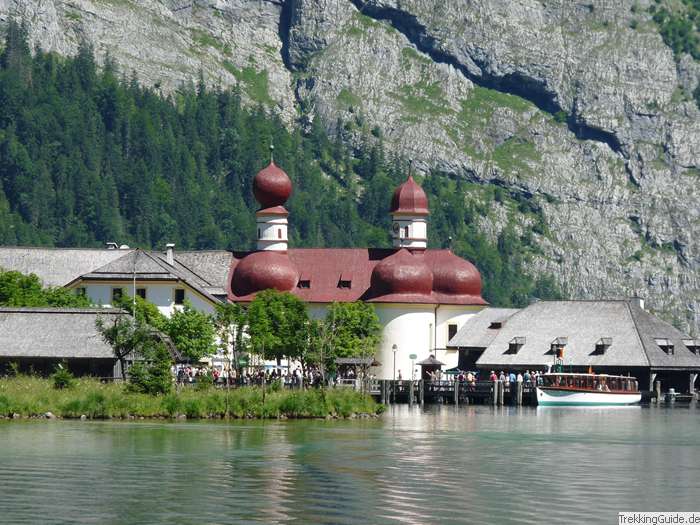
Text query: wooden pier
370 380 538 406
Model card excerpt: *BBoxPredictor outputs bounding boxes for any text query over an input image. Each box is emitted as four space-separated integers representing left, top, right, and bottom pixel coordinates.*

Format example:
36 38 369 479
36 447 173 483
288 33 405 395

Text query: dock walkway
365 380 538 406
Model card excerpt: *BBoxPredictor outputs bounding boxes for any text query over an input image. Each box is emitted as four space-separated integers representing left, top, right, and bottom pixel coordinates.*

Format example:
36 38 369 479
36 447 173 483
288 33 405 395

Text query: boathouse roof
0 308 126 360
455 300 700 371
447 308 519 348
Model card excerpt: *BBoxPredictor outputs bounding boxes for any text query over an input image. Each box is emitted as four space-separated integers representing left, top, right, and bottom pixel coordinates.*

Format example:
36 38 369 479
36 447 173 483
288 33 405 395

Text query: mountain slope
0 0 698 333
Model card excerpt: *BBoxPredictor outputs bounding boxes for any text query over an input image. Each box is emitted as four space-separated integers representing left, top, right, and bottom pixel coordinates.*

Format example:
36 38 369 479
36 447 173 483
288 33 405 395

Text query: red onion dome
231 251 298 296
371 249 433 296
253 161 292 208
431 251 482 296
390 175 429 216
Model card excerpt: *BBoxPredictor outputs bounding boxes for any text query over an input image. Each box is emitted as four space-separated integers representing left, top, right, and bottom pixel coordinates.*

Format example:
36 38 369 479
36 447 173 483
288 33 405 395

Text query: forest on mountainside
0 22 561 307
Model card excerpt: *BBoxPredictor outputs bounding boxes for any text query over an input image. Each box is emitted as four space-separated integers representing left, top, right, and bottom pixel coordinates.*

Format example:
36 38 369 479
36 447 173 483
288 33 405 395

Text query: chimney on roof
165 243 175 266
630 296 645 310
106 242 118 250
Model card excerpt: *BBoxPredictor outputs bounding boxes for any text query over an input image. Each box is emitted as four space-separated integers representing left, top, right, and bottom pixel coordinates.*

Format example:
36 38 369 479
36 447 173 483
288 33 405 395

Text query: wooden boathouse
449 299 700 397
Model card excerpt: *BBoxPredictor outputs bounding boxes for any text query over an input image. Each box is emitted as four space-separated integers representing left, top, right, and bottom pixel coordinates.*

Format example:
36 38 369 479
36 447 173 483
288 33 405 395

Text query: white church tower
253 147 293 251
390 175 429 250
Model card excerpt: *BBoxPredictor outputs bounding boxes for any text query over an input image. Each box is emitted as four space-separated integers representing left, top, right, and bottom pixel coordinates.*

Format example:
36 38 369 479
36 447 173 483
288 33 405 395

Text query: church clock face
392 222 400 234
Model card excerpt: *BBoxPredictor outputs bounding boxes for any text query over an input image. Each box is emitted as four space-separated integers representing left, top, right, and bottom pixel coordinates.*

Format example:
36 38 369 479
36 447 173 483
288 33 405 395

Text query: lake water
1 405 698 524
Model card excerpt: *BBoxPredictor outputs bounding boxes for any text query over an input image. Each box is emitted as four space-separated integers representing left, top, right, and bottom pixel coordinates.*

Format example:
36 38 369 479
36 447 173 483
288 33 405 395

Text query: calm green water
1 405 699 525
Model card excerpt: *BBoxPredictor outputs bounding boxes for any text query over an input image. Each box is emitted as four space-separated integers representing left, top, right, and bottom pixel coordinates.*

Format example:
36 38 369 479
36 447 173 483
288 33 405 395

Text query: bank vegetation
0 376 381 420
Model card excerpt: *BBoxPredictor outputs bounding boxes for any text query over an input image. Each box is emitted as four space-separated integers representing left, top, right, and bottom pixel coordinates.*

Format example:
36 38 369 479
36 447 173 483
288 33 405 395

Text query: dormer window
595 337 613 354
298 280 311 289
550 337 568 357
654 338 674 355
682 339 700 355
508 336 526 354
489 321 503 329
338 272 352 289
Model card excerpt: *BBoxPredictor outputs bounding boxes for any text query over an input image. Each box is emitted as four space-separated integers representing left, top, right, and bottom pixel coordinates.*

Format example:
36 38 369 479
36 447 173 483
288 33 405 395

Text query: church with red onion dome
227 157 487 378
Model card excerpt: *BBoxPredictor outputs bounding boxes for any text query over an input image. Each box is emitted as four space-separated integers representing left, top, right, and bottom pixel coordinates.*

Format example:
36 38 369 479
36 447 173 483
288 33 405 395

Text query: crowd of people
486 370 545 386
171 364 547 388
172 364 334 388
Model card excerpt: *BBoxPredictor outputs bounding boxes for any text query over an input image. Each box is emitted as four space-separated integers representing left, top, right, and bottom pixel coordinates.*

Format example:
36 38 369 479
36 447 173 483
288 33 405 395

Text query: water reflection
0 405 698 524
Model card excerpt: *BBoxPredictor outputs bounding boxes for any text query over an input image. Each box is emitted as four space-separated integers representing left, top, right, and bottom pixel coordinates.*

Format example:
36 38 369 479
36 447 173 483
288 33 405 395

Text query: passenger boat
536 373 641 406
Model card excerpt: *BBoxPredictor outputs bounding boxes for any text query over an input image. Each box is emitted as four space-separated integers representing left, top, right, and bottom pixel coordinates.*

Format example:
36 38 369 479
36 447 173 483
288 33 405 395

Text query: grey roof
0 247 130 287
79 250 221 304
629 302 700 368
448 308 519 348
175 251 232 296
0 308 126 359
474 301 700 370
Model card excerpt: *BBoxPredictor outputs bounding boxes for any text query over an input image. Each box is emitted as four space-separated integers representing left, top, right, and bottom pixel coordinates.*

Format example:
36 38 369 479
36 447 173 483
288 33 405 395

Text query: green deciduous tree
247 289 309 366
112 293 166 330
213 301 249 363
324 301 382 359
0 269 91 307
96 313 173 394
163 302 216 362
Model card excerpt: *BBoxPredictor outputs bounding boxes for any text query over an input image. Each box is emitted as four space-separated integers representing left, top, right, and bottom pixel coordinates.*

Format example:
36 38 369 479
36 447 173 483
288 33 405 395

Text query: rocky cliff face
1 0 698 333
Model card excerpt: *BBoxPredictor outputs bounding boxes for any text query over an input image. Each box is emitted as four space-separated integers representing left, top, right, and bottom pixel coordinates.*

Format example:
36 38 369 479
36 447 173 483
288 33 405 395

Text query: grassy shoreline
0 377 382 420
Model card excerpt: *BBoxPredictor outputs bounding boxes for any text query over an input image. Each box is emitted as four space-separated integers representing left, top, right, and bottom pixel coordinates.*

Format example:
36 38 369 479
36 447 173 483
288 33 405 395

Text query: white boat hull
536 387 641 406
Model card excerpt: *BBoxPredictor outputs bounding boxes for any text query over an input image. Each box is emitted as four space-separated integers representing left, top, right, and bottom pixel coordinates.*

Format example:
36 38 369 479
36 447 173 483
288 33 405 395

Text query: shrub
125 342 173 395
50 363 75 390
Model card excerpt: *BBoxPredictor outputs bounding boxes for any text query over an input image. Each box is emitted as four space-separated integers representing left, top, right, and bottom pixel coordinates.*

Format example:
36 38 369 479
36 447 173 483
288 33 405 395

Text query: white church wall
306 302 484 379
374 304 435 380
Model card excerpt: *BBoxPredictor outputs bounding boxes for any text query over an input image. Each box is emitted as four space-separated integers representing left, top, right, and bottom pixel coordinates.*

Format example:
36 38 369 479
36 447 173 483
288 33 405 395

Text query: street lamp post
392 344 398 403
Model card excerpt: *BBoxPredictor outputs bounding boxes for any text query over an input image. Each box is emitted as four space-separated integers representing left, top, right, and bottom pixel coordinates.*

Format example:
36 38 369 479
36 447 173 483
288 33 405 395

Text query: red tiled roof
226 248 487 305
